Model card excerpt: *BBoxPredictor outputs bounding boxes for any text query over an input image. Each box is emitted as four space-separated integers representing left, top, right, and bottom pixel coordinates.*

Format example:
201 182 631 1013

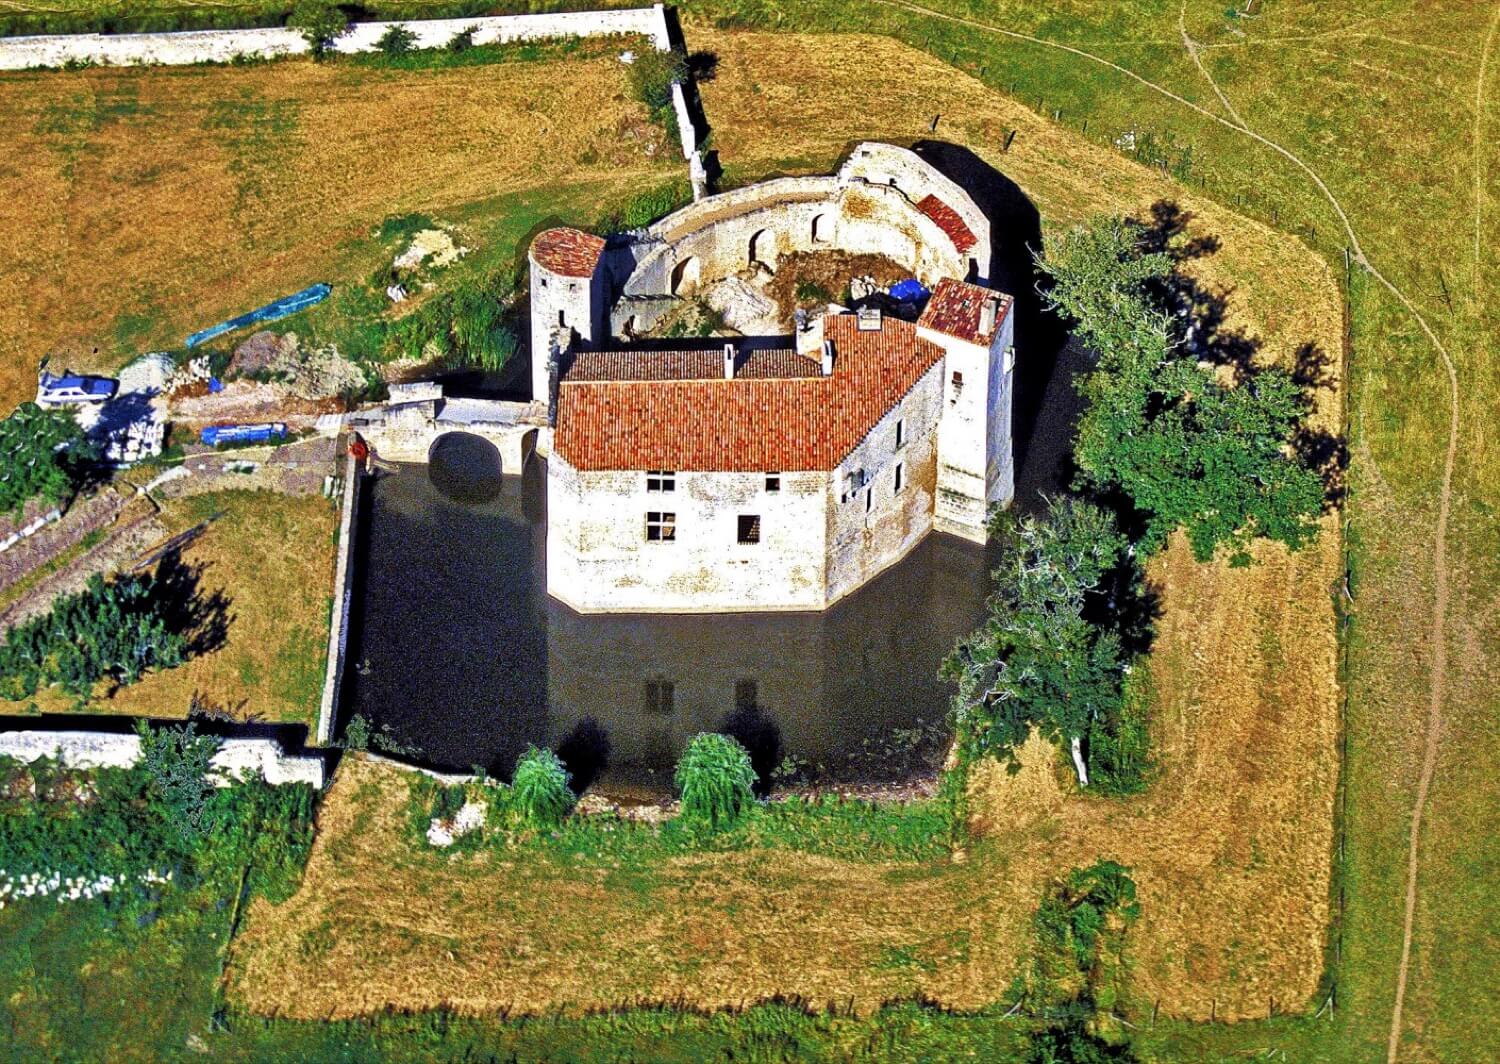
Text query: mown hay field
0 488 338 726
227 28 1342 1024
0 42 675 412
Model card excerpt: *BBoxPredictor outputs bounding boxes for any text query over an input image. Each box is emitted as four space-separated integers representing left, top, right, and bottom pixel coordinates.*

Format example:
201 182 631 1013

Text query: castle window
737 515 761 544
950 370 964 404
646 511 676 542
765 473 780 493
894 462 904 493
895 418 905 450
865 488 873 512
646 470 675 492
644 677 674 715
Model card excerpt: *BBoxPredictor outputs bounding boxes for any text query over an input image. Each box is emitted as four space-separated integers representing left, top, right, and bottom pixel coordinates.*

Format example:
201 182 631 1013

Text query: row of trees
946 214 1326 791
0 571 188 701
0 402 97 518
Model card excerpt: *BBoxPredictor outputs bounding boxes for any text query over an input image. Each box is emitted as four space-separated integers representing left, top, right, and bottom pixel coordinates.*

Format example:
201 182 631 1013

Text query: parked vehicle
36 369 117 407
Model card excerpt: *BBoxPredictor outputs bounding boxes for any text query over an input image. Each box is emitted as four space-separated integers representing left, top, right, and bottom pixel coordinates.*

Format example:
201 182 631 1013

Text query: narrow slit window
646 511 676 542
895 418 904 450
646 470 676 492
737 514 761 544
894 462 904 493
865 488 873 512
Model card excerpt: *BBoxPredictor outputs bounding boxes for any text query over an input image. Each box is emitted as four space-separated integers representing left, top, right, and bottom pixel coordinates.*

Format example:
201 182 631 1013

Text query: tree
511 746 574 830
1022 861 1141 1063
0 402 97 517
375 23 416 57
288 0 348 57
136 721 221 843
674 733 756 830
943 498 1132 788
1038 216 1324 564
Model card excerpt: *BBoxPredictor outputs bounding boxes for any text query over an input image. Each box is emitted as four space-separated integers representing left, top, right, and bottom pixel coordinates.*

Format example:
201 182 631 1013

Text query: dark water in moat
340 434 996 796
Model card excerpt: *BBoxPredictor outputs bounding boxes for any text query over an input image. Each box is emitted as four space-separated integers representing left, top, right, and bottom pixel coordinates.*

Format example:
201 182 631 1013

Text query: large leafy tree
943 498 1134 788
1038 216 1324 564
0 402 97 517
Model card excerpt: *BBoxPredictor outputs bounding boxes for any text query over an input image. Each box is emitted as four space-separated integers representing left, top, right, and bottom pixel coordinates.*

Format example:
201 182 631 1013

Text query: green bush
386 272 519 372
288 0 348 55
0 570 189 701
674 733 756 831
0 402 98 518
376 23 418 57
511 746 574 831
627 47 688 127
447 26 478 53
137 721 220 843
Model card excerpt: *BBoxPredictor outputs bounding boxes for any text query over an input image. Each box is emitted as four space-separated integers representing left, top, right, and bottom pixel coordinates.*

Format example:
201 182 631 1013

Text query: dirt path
1178 0 1246 127
863 2 1464 1057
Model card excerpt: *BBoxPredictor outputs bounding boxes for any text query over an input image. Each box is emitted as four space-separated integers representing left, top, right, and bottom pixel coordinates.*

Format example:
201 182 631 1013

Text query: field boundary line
1473 4 1500 297
865 3 1464 1053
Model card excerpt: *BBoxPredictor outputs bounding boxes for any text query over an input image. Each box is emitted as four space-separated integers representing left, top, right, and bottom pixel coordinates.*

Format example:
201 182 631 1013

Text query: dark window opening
895 462 904 493
646 470 675 492
644 678 675 715
737 514 761 544
765 473 780 493
895 418 905 450
865 488 873 512
646 511 676 542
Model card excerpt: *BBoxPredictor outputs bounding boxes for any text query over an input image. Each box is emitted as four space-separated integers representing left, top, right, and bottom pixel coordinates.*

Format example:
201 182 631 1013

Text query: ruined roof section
555 314 943 472
531 227 606 278
563 348 820 383
917 278 1012 347
915 194 977 254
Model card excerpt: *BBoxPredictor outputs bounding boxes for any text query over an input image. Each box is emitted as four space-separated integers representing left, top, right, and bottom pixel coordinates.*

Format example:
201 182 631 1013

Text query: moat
340 434 995 796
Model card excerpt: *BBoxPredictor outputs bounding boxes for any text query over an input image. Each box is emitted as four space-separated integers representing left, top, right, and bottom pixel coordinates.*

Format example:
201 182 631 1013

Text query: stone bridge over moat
344 391 546 474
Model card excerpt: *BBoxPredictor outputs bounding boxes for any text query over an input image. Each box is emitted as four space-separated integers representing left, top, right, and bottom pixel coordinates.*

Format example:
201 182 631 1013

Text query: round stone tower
528 227 607 404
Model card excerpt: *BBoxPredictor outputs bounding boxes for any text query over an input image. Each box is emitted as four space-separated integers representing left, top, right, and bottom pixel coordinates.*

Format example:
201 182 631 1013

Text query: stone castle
528 142 1016 613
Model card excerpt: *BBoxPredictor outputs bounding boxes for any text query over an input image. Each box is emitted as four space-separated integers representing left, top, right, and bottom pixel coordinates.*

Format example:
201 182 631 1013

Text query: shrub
137 721 221 842
375 23 417 57
511 746 574 830
446 26 478 53
288 0 348 56
0 569 189 701
627 47 688 126
385 272 519 372
0 402 98 517
674 733 756 830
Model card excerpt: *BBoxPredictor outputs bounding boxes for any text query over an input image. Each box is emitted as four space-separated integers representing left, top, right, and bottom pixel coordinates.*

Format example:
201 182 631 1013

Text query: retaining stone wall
0 729 325 787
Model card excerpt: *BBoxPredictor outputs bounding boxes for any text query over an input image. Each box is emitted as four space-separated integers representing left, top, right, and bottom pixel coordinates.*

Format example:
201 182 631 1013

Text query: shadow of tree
1129 199 1347 508
556 717 612 794
151 549 232 658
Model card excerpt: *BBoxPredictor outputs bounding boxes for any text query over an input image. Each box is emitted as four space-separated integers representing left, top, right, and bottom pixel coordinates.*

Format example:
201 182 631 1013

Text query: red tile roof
917 278 1012 347
564 348 820 383
916 194 977 254
554 315 943 472
531 227 606 278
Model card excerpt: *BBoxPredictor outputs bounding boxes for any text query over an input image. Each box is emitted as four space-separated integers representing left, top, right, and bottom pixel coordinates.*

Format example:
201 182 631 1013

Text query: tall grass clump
627 47 688 129
511 746 574 831
674 733 756 831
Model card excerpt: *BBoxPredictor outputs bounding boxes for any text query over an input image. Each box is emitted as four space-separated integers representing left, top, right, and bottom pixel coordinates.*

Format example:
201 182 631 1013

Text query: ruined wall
824 361 944 605
547 457 830 613
0 5 672 70
0 730 324 788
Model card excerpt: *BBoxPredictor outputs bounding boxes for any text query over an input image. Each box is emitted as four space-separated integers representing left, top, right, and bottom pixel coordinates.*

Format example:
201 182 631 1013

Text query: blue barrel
200 422 288 446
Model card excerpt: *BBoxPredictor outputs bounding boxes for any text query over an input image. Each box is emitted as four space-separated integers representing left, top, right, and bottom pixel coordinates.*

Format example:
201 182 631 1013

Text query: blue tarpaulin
185 283 332 349
889 278 929 303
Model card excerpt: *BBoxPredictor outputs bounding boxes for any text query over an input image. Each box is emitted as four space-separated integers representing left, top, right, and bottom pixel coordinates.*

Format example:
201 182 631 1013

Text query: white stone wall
926 309 1016 541
824 361 944 604
547 456 830 612
529 259 606 403
0 5 672 70
0 730 324 788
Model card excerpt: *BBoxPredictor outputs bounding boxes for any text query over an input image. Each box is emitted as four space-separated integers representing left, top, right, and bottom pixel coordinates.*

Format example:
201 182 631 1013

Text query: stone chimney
821 339 836 376
979 295 999 337
856 306 882 331
723 342 736 380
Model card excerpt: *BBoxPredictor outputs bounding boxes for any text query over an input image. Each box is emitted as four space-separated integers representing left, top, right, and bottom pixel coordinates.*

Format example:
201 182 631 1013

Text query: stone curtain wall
0 730 325 787
0 4 672 70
